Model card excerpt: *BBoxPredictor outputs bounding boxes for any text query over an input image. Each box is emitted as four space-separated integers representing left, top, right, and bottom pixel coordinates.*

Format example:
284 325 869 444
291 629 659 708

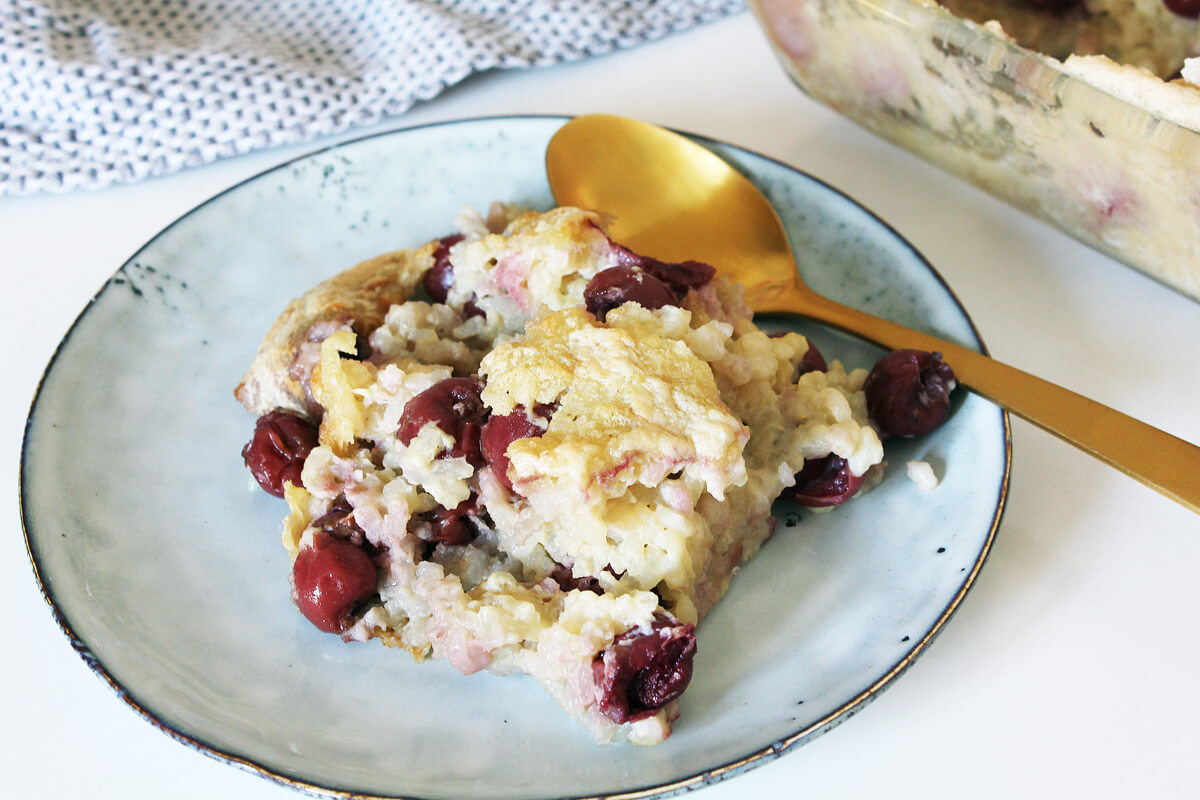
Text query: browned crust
375 628 432 660
234 242 436 417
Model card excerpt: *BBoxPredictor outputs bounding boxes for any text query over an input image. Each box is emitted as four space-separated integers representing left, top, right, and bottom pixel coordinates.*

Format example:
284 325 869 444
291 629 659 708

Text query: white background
4 11 1199 799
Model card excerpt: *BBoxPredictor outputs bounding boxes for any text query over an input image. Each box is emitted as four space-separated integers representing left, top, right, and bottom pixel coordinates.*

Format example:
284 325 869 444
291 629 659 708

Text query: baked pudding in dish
751 0 1200 301
236 204 955 744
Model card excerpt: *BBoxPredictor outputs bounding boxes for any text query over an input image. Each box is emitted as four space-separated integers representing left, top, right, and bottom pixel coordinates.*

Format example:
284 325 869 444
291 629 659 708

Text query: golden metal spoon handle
788 289 1200 513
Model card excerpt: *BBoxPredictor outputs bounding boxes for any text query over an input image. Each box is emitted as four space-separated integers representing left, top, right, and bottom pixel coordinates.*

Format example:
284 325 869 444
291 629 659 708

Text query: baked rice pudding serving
235 204 956 745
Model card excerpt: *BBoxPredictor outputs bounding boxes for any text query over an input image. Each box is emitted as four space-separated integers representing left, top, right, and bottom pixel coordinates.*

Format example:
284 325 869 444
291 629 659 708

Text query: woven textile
0 0 743 195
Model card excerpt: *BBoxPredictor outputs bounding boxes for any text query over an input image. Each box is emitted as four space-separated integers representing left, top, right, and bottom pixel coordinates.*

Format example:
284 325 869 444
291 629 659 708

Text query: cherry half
398 377 488 466
592 613 697 724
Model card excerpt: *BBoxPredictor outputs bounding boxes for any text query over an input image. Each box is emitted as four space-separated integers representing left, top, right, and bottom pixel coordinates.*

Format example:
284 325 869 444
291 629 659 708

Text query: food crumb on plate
906 460 940 493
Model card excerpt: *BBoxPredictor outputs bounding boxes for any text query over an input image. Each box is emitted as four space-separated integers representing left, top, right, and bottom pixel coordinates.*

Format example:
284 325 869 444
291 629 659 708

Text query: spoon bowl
547 114 1200 514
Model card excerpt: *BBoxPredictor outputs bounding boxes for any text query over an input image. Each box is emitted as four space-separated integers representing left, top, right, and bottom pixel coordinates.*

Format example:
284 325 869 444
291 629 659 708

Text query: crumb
906 460 939 493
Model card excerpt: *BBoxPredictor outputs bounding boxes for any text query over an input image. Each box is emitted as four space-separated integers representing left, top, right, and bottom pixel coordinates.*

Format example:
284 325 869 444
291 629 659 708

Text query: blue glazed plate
21 116 1009 799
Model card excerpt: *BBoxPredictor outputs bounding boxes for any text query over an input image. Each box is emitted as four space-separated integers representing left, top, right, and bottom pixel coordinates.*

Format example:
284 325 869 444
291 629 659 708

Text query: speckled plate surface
21 116 1009 800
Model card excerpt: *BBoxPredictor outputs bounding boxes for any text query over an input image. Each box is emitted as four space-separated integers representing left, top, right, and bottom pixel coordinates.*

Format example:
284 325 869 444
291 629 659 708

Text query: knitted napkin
1 0 744 196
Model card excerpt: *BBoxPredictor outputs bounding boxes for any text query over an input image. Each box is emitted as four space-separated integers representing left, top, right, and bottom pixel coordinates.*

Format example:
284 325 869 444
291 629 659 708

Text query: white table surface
5 11 1199 799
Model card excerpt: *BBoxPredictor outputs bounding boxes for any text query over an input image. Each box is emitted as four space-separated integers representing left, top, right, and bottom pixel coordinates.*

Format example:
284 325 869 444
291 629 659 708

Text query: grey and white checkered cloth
1 0 743 195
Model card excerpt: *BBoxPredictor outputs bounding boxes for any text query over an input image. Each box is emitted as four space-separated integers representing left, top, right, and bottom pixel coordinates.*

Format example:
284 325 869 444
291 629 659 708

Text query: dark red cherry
480 407 549 492
797 340 827 376
783 454 864 507
592 613 697 724
641 259 716 298
421 234 465 303
584 266 677 321
549 562 604 594
864 349 957 438
602 229 716 298
1164 0 1200 16
291 532 378 634
424 496 481 546
398 378 488 466
242 410 319 497
310 494 366 545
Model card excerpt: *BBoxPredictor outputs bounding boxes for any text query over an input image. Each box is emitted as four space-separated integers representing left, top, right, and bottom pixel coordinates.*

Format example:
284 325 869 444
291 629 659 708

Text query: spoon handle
790 292 1200 514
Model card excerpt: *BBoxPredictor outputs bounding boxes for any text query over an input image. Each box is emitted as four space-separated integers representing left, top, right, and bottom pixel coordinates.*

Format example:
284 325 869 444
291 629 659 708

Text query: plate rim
19 112 1011 800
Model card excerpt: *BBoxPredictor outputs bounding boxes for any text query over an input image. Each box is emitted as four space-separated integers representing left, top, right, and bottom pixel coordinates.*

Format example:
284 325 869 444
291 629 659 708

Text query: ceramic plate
21 116 1009 799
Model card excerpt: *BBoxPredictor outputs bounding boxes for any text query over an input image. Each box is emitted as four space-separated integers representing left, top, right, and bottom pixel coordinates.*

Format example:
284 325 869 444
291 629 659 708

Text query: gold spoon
546 114 1200 514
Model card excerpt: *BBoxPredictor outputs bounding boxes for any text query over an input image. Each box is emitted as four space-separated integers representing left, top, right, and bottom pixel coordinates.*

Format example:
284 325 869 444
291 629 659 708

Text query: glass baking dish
750 0 1200 301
